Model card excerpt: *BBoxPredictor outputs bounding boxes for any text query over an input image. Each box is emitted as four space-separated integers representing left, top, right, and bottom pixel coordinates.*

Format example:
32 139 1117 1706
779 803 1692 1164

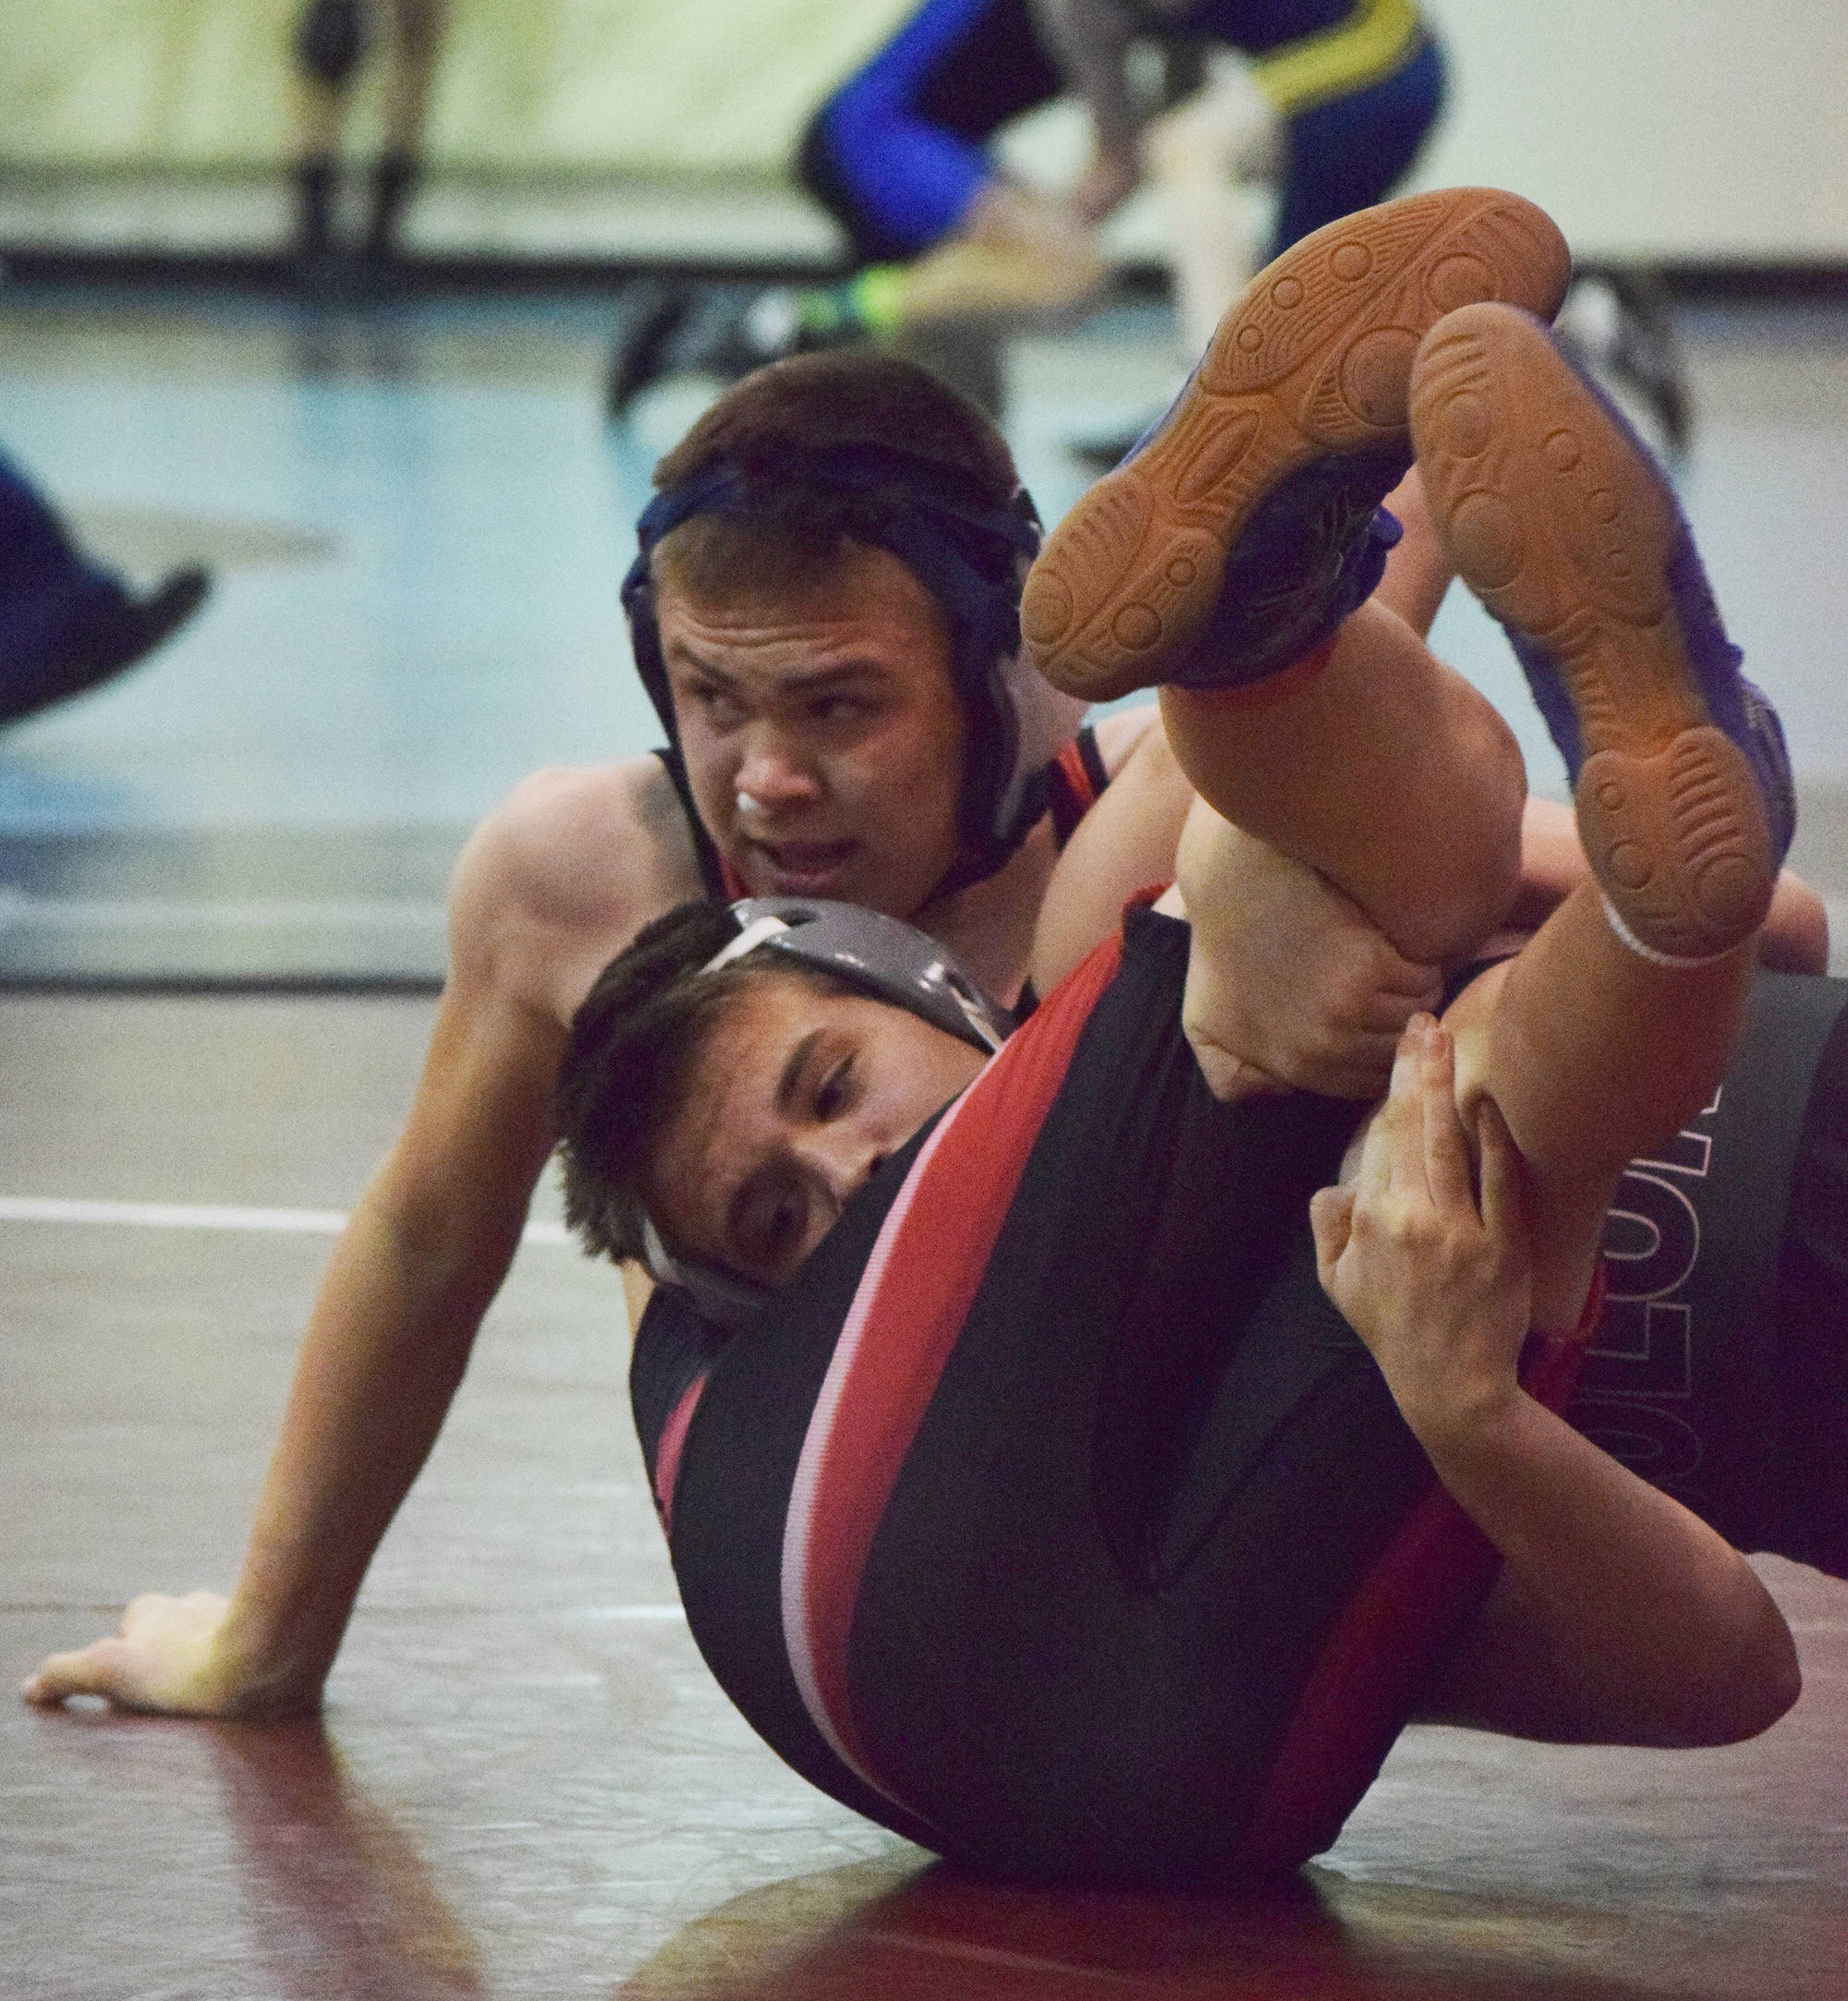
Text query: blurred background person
290 0 451 283
0 445 209 729
609 0 1447 419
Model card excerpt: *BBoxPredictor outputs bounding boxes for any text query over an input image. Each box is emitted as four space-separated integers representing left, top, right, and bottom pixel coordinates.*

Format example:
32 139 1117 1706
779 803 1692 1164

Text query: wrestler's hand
1309 1016 1533 1441
1071 145 1139 224
1180 819 1443 1100
21 1591 310 1719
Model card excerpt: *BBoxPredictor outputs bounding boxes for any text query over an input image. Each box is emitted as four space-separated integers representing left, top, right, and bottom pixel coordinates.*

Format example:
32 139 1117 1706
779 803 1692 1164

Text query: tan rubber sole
1019 187 1571 702
1409 301 1773 959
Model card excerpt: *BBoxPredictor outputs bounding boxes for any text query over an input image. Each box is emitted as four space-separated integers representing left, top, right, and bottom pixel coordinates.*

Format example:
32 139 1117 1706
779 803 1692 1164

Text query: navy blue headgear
620 443 1087 887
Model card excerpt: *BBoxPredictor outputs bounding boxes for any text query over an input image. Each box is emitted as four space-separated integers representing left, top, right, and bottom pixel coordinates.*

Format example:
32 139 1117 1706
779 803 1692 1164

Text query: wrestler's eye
813 1056 854 1120
739 1182 808 1279
807 691 873 724
679 677 745 729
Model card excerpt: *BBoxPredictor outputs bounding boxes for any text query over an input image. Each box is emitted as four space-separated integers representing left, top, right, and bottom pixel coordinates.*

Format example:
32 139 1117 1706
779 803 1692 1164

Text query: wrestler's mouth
739 837 860 893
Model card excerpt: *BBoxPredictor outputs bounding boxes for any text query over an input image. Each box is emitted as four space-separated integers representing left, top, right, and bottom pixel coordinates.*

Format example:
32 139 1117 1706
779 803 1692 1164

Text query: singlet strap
653 746 730 902
1046 725 1110 849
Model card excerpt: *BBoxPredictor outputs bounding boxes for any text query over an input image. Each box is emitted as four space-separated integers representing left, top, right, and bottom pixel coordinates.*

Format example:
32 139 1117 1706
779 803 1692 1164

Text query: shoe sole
1410 301 1772 959
1019 188 1571 702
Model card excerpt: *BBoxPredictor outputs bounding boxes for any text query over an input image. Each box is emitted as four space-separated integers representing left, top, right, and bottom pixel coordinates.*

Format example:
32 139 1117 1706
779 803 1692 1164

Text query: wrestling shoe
1018 187 1572 702
1409 301 1791 962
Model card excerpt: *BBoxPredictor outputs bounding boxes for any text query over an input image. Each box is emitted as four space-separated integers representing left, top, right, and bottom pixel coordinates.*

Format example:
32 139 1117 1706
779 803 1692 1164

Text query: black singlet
632 909 1598 1885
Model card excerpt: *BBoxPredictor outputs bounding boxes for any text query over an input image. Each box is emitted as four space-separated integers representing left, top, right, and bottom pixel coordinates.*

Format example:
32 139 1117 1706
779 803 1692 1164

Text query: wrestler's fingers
1356 985 1441 1037
21 1639 141 1708
1475 1095 1530 1262
1371 952 1447 1006
1308 1183 1355 1279
1374 1015 1437 1202
1418 1023 1475 1216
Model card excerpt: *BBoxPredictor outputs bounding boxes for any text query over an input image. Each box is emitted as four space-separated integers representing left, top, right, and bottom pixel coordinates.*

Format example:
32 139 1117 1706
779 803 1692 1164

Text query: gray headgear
641 896 1011 1328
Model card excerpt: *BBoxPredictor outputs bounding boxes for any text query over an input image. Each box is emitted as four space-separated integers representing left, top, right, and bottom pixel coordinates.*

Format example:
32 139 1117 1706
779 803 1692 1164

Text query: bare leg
370 0 447 258
381 0 446 153
1143 58 1281 360
1408 303 1792 1322
1443 898 1751 1326
883 183 1107 326
1162 597 1524 964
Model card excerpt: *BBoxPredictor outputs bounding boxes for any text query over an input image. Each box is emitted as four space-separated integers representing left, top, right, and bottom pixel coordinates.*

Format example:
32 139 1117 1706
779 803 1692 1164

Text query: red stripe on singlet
1052 734 1102 816
651 1375 709 1538
779 926 1127 1816
1234 1266 1608 1871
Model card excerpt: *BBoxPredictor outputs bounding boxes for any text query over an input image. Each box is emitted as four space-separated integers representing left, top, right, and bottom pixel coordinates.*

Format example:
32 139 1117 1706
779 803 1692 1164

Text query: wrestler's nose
735 726 822 812
795 1123 886 1207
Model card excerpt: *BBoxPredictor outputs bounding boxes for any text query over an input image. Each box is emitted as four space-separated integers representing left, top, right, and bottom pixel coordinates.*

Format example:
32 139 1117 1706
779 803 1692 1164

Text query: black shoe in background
606 281 699 418
0 566 213 728
1557 268 1694 459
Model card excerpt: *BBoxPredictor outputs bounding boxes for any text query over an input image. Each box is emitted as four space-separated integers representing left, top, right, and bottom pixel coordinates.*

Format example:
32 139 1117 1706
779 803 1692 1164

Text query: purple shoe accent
1163 457 1408 692
1488 327 1795 869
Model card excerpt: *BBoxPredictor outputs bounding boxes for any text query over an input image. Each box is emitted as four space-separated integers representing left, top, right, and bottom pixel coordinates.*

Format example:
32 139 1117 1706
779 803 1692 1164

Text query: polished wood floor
7 286 1848 1996
6 991 1847 2000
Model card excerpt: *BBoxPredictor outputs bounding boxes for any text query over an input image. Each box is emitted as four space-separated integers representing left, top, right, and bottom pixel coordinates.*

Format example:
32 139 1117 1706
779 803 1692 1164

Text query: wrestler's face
657 545 969 919
646 976 988 1288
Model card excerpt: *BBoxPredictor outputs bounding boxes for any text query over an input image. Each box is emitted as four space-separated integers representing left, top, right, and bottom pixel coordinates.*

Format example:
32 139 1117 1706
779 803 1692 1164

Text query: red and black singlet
631 909 1604 1884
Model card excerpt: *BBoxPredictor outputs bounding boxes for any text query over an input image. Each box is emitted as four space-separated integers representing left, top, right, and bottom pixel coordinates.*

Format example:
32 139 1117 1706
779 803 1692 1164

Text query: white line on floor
0 1195 573 1246
0 891 447 931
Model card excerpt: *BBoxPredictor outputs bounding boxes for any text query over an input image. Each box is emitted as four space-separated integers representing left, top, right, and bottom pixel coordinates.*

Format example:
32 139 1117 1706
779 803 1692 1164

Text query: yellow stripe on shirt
1250 0 1425 117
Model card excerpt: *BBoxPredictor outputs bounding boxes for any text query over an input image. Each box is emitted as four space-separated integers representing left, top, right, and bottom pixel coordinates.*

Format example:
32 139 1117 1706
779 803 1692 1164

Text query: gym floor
6 281 1848 1998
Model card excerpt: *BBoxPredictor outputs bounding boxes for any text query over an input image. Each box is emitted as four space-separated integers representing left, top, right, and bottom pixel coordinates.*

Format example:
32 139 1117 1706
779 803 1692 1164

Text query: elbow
1680 1606 1803 1746
1760 872 1830 974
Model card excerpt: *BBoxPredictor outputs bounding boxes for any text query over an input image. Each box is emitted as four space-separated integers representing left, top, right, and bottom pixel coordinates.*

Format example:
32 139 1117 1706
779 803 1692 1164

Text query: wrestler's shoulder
451 757 704 957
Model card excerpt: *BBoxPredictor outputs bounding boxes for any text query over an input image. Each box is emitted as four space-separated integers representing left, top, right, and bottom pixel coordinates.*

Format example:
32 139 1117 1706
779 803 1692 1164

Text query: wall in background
1 0 1842 260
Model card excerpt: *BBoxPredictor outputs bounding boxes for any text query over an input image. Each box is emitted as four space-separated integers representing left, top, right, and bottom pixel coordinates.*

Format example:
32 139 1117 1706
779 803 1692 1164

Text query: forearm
1411 1385 1799 1746
1031 0 1142 159
216 1195 519 1712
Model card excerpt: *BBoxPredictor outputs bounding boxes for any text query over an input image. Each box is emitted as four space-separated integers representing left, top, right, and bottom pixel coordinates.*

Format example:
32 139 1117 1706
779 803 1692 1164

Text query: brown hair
554 901 855 1268
653 349 1018 500
647 351 1020 612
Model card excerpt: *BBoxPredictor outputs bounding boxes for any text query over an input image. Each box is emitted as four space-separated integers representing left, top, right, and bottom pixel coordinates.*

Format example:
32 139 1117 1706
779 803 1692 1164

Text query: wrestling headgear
640 895 1012 1328
620 443 1089 889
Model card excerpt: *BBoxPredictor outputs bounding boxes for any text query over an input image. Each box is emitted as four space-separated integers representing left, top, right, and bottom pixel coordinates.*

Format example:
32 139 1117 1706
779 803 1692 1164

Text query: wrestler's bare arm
1310 1021 1801 1749
1507 796 1829 972
1028 0 1143 219
22 760 702 1717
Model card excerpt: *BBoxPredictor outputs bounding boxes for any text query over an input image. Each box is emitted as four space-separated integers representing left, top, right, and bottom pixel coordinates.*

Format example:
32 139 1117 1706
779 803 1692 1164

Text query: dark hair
553 902 852 1267
648 351 1020 613
653 349 1018 503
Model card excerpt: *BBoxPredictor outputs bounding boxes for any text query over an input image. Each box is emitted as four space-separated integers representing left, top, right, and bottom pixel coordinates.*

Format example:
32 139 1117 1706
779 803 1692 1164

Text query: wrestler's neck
911 809 1061 1010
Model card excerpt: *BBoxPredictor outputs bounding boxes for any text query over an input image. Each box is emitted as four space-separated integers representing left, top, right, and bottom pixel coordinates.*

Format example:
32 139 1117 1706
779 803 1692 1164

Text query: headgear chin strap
621 444 1088 889
639 895 1013 1330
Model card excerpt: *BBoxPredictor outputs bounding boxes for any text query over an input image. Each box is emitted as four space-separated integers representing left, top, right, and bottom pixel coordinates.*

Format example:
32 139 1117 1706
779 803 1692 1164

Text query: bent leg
1164 598 1524 966
1416 306 1791 1323
1445 901 1752 1326
1022 188 1571 704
